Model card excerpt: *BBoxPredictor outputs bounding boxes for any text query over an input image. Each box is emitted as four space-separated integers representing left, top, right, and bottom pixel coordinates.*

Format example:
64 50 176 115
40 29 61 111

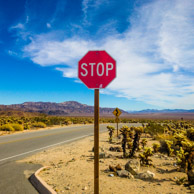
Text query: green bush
0 124 14 131
11 124 24 131
31 122 46 128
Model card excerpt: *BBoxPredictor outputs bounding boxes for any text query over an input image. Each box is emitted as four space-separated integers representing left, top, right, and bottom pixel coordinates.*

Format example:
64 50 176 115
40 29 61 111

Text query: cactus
174 133 186 147
165 140 174 156
139 147 153 166
141 138 147 149
120 125 131 157
107 125 115 143
152 143 160 153
130 127 143 157
176 147 188 171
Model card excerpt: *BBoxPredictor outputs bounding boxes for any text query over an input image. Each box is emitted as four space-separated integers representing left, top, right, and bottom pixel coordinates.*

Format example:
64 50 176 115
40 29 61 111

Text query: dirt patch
21 132 190 194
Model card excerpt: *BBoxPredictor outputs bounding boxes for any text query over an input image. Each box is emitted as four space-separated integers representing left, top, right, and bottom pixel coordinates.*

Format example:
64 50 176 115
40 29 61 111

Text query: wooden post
117 121 118 137
94 89 99 194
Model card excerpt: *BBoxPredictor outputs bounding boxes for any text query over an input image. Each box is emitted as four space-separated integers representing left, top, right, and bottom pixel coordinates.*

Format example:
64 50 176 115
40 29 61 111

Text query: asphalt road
0 123 141 194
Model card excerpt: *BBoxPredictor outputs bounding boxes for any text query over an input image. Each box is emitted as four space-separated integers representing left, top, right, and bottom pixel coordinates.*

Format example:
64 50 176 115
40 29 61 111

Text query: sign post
113 107 122 137
78 50 116 194
94 89 99 193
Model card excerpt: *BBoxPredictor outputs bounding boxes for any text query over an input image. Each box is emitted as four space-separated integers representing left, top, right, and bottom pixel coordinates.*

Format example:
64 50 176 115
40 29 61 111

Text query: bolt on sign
78 50 116 194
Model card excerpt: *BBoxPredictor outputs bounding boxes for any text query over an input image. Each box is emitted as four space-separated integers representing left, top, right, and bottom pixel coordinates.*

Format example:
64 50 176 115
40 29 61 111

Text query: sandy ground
20 131 192 194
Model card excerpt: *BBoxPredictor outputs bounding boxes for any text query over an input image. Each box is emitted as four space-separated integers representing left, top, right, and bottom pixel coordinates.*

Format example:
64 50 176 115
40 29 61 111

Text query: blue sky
0 0 194 111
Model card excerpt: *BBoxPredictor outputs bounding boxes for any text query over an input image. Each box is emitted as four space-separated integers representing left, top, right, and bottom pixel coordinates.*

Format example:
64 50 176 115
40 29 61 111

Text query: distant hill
0 101 128 116
0 101 194 119
128 109 194 114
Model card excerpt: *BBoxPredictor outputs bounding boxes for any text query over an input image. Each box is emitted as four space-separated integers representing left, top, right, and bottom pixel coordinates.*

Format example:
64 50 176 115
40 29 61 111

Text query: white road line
0 134 92 162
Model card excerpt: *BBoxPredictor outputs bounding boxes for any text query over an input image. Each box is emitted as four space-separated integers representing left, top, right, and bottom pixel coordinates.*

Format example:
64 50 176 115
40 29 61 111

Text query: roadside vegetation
106 119 194 189
0 112 145 133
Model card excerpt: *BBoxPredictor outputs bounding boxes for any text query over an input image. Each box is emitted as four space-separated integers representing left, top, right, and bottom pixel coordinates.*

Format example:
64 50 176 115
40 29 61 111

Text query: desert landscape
20 121 194 194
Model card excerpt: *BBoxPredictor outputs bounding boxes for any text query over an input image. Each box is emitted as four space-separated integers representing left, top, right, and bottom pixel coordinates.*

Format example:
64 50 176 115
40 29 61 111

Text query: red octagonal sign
78 50 116 89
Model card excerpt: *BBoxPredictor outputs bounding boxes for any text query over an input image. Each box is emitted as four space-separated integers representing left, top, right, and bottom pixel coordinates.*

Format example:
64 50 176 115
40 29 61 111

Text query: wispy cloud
17 0 194 108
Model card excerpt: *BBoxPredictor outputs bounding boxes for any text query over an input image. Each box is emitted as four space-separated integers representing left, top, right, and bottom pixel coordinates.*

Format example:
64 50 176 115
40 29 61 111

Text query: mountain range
0 101 194 117
0 101 128 116
128 109 194 114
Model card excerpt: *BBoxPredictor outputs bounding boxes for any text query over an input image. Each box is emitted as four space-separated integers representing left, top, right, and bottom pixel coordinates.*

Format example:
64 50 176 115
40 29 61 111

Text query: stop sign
78 50 116 89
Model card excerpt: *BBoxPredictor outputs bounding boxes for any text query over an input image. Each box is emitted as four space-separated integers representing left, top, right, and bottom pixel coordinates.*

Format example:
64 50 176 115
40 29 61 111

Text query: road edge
29 166 57 194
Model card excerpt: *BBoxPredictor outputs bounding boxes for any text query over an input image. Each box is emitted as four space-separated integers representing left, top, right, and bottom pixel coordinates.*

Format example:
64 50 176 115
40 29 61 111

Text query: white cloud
23 0 194 109
46 23 51 28
10 23 24 30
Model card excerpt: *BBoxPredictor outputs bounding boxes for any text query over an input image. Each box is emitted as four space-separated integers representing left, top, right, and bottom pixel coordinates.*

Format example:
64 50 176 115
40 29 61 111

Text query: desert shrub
155 134 174 141
139 147 153 166
31 122 46 128
145 123 164 136
0 124 14 131
24 123 30 130
159 139 174 156
152 143 160 153
64 120 72 125
11 124 24 131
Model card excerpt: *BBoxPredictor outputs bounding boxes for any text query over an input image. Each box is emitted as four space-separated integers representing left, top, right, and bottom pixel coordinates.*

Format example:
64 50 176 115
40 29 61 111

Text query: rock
109 165 117 172
65 186 70 190
108 174 114 177
117 170 134 179
137 170 155 180
125 159 140 175
92 147 104 152
99 152 106 159
104 168 109 173
116 164 122 170
82 186 87 190
107 154 113 158
109 146 122 152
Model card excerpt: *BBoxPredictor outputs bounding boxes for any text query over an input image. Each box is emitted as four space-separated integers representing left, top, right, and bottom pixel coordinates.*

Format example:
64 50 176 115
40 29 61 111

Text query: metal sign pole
117 120 118 137
94 89 99 194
